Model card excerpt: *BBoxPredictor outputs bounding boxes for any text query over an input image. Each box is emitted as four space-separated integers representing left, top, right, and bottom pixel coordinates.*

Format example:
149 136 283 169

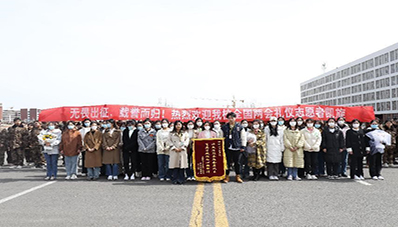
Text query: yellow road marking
213 183 229 227
189 183 205 227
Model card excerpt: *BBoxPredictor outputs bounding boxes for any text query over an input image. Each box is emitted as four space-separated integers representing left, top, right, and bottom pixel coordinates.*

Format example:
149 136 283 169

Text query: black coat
122 129 138 153
345 129 368 157
321 127 345 163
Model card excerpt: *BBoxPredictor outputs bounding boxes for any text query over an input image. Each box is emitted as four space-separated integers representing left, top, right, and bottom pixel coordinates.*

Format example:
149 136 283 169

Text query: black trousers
368 153 382 177
304 151 319 175
267 162 280 177
226 149 242 175
140 153 156 177
326 162 339 176
123 150 135 175
81 151 87 174
350 155 364 178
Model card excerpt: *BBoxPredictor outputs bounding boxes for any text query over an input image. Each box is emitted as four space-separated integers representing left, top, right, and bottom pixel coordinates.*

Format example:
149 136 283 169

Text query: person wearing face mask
321 118 345 180
122 120 139 181
59 121 83 180
83 122 103 180
265 117 284 180
337 117 349 178
314 120 326 177
38 122 62 180
277 117 286 129
301 119 322 180
154 120 162 131
366 120 391 180
276 117 287 177
186 120 198 181
212 120 224 138
134 121 144 177
195 118 204 133
246 120 266 181
168 122 174 132
296 117 305 130
283 118 305 181
137 118 157 181
102 119 122 181
79 118 91 177
346 119 369 180
221 112 247 183
240 119 251 179
381 120 397 168
198 121 217 139
259 120 265 130
168 120 190 185
156 119 171 181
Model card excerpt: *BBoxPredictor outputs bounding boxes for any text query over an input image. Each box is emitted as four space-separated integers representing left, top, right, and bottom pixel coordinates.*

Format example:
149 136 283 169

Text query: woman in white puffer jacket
264 117 285 180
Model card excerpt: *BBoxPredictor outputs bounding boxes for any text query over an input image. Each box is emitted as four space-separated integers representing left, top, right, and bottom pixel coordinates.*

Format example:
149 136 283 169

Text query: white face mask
196 122 203 127
270 122 277 126
328 122 335 127
91 126 98 131
307 123 313 128
253 124 259 129
162 123 168 128
352 123 360 128
188 125 194 129
242 123 248 128
297 121 303 125
214 124 220 129
338 121 345 125
289 122 297 127
204 126 211 130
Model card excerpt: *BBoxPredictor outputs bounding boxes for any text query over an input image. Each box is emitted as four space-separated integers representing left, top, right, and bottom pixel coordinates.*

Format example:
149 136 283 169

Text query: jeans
65 155 78 177
287 167 298 178
44 153 58 177
340 150 348 175
158 154 171 179
172 168 186 184
106 164 119 176
87 167 100 179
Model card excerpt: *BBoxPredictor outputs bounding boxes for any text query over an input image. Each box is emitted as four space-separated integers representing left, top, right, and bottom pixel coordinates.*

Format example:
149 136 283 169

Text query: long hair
171 120 185 134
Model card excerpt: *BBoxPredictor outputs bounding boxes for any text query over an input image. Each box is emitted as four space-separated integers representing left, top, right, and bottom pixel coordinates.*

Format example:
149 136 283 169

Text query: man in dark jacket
321 118 345 179
221 112 247 183
8 118 28 168
122 120 139 180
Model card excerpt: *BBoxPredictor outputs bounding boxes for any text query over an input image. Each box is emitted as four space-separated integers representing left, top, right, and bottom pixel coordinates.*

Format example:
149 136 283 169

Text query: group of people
0 112 396 184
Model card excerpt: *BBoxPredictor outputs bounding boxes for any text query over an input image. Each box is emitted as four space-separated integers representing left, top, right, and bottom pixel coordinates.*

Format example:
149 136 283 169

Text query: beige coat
168 131 190 169
283 128 305 168
301 127 322 152
84 130 103 168
102 129 121 164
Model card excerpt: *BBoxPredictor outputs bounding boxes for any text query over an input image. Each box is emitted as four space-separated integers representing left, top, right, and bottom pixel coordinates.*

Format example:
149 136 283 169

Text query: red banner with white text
38 104 375 123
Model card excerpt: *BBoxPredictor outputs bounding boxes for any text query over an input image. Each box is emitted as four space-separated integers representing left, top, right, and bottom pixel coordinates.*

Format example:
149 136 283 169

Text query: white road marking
0 181 56 205
356 180 372 186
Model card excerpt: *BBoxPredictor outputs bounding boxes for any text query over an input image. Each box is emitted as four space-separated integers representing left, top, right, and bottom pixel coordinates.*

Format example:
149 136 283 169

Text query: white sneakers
160 178 165 181
45 176 50 180
71 174 77 180
269 176 279 181
113 176 118 180
107 176 113 181
378 176 384 180
295 177 302 181
166 178 171 181
287 175 293 181
359 176 365 180
130 174 135 180
124 174 129 181
140 177 150 181
306 175 312 180
372 176 378 180
354 175 361 180
65 176 71 180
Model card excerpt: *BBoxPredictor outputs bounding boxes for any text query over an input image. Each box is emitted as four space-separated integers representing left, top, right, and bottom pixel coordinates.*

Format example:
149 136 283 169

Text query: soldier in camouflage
0 123 8 166
7 118 28 167
29 121 44 168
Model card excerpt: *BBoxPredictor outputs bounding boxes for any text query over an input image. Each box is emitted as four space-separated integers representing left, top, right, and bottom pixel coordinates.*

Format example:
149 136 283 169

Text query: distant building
300 42 398 121
20 108 40 122
2 109 21 123
0 103 3 122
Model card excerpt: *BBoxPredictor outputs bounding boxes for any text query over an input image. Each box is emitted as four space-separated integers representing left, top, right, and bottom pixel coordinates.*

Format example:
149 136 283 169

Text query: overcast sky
1 0 398 110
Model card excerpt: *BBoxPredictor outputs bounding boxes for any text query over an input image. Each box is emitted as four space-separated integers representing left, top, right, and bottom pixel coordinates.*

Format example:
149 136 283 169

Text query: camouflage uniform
0 129 7 166
8 125 28 166
28 127 43 167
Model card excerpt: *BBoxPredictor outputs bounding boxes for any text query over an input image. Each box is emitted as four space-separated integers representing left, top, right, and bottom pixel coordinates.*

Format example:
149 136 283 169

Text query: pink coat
198 130 217 139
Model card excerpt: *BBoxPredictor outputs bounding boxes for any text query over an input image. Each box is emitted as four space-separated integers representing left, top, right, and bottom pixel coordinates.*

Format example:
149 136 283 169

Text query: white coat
264 126 285 163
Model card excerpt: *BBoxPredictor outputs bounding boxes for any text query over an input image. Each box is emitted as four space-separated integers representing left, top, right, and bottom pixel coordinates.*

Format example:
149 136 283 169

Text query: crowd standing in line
0 112 396 184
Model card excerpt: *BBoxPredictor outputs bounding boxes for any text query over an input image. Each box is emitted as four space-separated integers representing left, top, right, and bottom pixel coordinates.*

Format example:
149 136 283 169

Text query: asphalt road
0 166 398 227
